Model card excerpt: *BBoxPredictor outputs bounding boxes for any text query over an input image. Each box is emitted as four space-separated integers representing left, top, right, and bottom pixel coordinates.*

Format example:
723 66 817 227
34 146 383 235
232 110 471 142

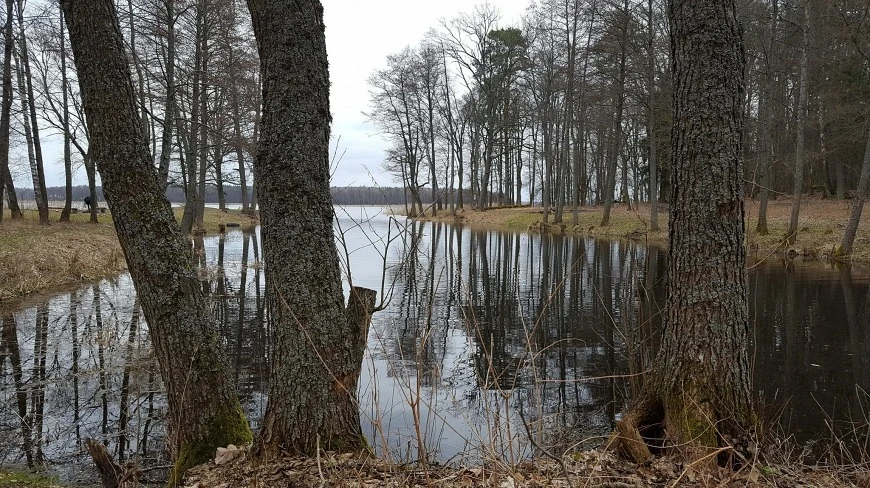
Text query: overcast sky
22 1 530 190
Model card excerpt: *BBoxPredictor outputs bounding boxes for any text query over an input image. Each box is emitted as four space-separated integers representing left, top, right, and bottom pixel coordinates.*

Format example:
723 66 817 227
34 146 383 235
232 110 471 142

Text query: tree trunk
0 0 14 223
14 44 48 224
15 1 49 224
756 0 777 235
616 0 752 463
601 7 628 227
60 1 251 483
246 0 377 458
839 128 870 256
194 9 210 230
787 0 809 243
230 78 249 212
157 0 176 189
647 0 659 231
84 153 99 223
180 0 205 234
59 9 73 223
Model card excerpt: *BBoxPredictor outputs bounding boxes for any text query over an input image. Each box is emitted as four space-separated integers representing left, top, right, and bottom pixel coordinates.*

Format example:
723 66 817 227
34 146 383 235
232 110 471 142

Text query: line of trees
367 0 870 250
0 0 864 484
1 0 261 227
12 184 430 206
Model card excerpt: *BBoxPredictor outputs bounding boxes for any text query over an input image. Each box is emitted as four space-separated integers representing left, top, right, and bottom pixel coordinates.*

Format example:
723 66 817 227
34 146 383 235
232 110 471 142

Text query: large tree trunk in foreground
60 1 251 484
247 0 376 458
615 0 752 464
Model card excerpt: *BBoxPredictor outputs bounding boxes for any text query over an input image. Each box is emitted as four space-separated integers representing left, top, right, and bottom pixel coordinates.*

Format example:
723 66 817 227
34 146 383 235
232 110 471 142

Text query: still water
1 207 868 483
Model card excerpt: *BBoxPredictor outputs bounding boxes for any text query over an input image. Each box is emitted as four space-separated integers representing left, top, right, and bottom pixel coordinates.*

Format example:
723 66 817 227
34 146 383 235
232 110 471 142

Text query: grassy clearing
0 206 257 301
0 469 59 488
419 198 870 266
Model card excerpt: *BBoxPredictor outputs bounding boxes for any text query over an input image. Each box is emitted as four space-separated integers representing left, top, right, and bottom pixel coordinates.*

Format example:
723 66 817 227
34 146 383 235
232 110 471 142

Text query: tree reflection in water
1 214 869 481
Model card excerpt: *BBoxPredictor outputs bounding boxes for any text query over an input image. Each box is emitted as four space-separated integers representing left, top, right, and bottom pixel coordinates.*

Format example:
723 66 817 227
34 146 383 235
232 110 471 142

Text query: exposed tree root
610 395 663 464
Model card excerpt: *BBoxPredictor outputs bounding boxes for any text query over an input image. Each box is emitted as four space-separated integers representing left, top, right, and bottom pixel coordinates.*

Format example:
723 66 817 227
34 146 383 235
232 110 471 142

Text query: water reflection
1 209 868 482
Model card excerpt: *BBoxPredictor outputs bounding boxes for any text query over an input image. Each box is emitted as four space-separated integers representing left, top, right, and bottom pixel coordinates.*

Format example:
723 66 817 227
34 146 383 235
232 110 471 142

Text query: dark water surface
1 206 868 483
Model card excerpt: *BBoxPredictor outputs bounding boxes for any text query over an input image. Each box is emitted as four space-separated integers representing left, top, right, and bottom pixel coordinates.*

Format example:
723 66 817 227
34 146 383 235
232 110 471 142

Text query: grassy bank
0 207 257 301
0 469 59 488
418 198 870 265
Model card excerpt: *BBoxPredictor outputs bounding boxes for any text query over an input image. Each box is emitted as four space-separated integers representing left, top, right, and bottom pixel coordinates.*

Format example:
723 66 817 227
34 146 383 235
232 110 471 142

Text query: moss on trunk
169 404 252 487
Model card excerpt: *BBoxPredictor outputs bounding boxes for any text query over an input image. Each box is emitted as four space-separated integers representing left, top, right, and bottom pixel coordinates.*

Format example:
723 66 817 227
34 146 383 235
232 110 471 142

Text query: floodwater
1 206 868 484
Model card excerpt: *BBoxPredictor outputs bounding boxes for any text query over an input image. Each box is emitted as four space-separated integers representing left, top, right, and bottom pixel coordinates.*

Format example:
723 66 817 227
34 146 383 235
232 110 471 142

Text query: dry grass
0 206 257 301
0 469 61 488
419 198 870 266
181 446 868 487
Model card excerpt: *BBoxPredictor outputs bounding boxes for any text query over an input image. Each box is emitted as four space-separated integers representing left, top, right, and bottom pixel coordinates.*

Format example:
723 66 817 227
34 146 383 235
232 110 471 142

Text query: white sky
322 0 531 188
24 0 531 190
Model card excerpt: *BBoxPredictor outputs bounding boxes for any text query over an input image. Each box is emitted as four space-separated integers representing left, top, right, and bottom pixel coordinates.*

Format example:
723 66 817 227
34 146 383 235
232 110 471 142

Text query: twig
519 408 575 488
669 446 732 488
316 433 325 487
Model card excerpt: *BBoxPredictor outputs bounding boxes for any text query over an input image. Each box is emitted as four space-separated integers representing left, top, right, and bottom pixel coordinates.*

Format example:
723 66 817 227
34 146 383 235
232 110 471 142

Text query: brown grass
182 446 867 488
419 197 870 266
0 206 258 301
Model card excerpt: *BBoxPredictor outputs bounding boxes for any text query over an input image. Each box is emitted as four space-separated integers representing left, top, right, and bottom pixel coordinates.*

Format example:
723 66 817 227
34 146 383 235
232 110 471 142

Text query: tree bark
0 0 15 223
616 0 752 463
246 0 377 457
60 1 251 483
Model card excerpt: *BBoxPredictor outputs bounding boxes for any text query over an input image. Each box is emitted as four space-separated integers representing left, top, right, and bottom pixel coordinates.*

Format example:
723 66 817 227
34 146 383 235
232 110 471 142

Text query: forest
0 0 869 487
367 0 870 246
10 185 421 206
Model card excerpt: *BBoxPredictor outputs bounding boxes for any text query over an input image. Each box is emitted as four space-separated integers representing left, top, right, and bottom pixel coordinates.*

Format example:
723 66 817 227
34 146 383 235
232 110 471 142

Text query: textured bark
60 1 250 483
247 0 377 457
617 0 752 463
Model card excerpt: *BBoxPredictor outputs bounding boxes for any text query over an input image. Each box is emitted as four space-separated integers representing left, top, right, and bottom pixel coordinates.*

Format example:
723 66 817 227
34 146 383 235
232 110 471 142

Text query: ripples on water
1 206 868 483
